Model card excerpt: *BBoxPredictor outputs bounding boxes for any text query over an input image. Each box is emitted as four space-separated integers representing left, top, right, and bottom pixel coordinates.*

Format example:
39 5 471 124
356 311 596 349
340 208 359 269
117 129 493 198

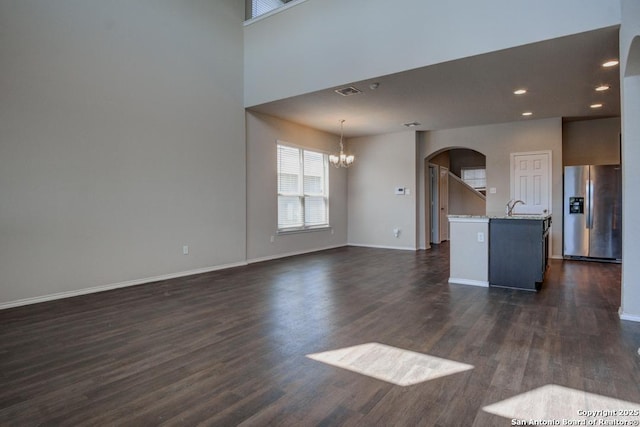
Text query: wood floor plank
1 244 639 426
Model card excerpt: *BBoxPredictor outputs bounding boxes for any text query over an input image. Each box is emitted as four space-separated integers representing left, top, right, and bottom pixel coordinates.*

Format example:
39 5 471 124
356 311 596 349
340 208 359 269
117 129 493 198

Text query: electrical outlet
477 232 485 243
270 235 275 243
183 245 189 255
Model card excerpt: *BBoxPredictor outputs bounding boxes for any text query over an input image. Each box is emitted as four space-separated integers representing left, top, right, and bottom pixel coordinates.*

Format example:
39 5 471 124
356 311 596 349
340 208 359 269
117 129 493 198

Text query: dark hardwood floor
1 244 639 426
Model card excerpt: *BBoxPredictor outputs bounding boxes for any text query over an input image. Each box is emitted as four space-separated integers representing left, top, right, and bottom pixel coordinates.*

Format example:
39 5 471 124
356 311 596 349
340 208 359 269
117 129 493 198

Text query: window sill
277 226 331 235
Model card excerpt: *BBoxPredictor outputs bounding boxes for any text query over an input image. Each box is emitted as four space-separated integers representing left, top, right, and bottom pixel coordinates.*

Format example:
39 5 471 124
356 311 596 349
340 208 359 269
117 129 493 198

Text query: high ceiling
247 27 620 138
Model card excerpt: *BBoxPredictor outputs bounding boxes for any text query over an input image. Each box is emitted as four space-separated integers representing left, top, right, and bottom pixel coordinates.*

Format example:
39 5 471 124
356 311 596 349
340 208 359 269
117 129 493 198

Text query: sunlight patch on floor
483 384 640 422
306 342 474 386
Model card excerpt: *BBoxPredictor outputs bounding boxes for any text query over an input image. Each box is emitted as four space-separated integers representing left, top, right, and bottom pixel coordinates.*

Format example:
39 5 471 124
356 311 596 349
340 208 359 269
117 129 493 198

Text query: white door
511 151 551 215
439 166 449 241
429 165 439 243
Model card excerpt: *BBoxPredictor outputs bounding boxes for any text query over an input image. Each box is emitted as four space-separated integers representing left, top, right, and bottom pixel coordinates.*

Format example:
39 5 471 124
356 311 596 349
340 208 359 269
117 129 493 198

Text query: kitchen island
448 214 552 291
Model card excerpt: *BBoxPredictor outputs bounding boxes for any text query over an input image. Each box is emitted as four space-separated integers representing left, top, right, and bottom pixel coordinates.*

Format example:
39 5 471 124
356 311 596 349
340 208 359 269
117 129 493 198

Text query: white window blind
461 167 486 190
277 143 329 231
251 0 294 19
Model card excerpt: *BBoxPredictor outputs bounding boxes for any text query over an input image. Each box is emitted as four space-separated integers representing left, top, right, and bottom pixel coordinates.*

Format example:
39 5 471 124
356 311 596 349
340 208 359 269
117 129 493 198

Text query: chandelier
329 119 354 168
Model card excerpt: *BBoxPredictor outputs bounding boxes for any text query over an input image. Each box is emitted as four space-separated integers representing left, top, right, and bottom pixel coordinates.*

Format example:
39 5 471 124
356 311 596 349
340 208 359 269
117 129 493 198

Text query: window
277 143 329 231
249 0 295 20
461 167 486 191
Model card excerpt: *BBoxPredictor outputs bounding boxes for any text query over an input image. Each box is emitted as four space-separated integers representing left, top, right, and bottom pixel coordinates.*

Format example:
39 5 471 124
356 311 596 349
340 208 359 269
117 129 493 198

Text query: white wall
448 177 486 216
246 111 348 261
244 0 620 107
620 0 640 320
0 1 246 306
448 219 489 286
347 132 417 250
417 118 563 257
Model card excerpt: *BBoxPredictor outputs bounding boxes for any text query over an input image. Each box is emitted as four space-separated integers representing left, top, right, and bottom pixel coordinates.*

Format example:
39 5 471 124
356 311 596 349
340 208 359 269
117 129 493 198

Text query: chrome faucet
506 199 525 216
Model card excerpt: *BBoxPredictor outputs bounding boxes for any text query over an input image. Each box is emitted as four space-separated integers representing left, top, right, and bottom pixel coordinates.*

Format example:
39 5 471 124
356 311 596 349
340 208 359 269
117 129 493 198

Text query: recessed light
522 112 533 116
513 89 527 95
595 85 610 92
590 103 603 109
602 60 619 68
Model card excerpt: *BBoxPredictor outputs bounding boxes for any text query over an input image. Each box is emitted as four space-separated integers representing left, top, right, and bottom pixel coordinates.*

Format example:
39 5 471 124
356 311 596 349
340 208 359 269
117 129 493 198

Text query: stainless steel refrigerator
563 165 622 261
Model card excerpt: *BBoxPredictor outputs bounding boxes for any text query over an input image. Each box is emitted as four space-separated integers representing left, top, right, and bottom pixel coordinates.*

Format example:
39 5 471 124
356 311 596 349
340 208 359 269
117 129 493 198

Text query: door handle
586 179 594 229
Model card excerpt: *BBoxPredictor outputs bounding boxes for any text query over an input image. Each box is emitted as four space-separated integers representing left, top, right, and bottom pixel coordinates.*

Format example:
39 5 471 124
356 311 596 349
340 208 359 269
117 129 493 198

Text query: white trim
248 244 347 264
551 255 564 260
0 261 247 310
277 226 331 235
448 216 490 223
448 278 489 287
347 243 417 251
619 307 640 323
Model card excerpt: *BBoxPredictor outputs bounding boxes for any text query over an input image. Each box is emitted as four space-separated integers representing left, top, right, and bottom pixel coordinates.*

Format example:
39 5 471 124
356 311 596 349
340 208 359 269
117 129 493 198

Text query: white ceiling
247 27 620 138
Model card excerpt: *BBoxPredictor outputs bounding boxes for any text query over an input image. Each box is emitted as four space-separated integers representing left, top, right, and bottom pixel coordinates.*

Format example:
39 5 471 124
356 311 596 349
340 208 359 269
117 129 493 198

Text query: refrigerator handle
587 179 594 229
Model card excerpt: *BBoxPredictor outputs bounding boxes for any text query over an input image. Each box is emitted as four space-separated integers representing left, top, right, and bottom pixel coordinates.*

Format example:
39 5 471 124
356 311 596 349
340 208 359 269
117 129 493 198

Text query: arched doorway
425 148 486 245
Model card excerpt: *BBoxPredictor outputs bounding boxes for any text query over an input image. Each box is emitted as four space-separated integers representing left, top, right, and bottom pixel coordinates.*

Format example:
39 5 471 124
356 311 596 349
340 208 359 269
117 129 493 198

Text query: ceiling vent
403 121 421 127
334 86 363 96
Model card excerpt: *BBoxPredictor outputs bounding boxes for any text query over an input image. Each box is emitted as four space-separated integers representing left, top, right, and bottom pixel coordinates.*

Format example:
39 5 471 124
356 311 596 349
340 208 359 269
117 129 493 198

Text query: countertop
449 213 552 221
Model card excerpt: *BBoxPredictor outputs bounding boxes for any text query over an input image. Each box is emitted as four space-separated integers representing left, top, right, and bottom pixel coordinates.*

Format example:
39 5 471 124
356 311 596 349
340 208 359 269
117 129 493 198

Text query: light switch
489 187 497 194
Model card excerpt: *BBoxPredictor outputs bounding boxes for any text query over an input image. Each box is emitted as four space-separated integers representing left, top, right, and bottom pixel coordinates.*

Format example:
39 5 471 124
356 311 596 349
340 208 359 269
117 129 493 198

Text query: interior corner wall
620 0 640 320
244 0 620 107
448 179 486 216
0 0 246 306
245 111 348 261
429 152 451 168
417 118 563 258
347 131 417 250
563 117 621 165
448 149 487 176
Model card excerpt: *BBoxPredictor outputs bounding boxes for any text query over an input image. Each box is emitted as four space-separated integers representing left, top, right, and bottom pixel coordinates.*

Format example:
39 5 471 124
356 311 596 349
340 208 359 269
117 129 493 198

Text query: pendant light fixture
329 119 355 168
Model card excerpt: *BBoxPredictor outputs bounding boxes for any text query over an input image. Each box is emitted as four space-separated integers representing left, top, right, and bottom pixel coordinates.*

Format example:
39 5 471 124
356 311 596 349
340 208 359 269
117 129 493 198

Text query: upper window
461 167 486 191
277 143 329 231
249 0 295 20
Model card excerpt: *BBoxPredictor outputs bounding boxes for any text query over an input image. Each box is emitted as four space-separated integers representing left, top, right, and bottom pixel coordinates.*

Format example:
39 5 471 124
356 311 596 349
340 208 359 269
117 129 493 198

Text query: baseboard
619 307 640 323
448 278 489 287
347 243 417 251
247 244 347 264
551 255 564 260
0 261 248 310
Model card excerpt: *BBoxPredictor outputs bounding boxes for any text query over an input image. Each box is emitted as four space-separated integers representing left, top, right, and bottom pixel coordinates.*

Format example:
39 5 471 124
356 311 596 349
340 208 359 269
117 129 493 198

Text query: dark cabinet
489 216 551 291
